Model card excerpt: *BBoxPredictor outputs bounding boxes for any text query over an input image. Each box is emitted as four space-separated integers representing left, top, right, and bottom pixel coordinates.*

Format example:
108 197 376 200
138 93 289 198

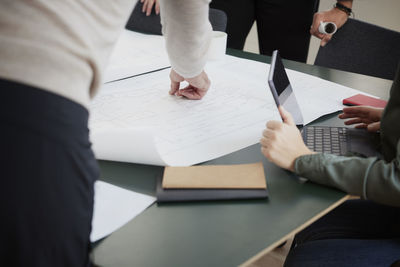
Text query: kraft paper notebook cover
162 162 267 189
156 162 268 203
156 176 269 203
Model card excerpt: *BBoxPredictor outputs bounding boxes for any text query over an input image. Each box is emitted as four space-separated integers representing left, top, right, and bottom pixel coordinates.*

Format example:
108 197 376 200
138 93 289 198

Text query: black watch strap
335 2 353 17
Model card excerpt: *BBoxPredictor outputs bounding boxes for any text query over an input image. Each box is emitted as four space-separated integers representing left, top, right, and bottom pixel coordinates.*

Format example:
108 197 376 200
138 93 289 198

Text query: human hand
260 106 315 171
140 0 160 16
310 5 350 46
339 106 384 132
169 69 211 100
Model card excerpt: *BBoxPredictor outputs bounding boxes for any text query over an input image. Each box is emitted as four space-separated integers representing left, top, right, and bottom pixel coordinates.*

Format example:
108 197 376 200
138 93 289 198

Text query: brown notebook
162 162 266 189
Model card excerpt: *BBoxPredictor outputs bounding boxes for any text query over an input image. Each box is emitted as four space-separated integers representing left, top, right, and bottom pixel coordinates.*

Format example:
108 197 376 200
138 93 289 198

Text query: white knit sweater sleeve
160 0 212 78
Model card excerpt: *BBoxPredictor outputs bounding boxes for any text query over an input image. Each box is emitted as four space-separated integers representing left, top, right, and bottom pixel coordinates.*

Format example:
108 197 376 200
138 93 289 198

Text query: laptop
268 50 381 157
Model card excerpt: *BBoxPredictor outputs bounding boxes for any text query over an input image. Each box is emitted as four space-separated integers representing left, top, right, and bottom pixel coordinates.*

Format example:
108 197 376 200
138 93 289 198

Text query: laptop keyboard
302 126 348 155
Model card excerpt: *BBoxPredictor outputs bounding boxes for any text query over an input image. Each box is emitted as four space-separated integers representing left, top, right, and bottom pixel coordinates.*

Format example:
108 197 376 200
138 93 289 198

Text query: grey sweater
295 65 400 207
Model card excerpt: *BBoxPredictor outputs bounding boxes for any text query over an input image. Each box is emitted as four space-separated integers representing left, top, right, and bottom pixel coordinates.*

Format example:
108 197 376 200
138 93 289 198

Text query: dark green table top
92 50 393 267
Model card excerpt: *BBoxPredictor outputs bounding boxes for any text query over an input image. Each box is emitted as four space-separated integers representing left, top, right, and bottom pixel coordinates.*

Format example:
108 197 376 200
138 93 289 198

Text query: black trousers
0 79 98 267
285 200 400 267
210 0 319 62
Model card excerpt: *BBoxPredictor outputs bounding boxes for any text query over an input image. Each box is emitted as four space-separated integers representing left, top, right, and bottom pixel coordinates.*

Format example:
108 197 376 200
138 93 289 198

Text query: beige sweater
0 0 211 107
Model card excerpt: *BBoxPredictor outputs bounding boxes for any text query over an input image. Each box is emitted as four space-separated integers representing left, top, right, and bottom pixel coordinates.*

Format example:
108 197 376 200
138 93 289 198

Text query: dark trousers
210 0 319 62
284 200 400 267
0 79 98 267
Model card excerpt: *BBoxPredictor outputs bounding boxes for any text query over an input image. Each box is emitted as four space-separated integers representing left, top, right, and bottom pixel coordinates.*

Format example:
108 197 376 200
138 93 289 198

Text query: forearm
160 0 212 78
337 0 353 9
295 145 400 207
336 0 353 16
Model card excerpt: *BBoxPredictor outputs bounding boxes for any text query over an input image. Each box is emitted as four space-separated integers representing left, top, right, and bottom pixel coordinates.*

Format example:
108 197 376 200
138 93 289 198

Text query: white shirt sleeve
160 0 212 78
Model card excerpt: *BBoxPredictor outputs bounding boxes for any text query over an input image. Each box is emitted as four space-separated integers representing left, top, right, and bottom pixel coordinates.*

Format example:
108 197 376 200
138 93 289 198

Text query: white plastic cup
207 31 227 61
318 21 337 35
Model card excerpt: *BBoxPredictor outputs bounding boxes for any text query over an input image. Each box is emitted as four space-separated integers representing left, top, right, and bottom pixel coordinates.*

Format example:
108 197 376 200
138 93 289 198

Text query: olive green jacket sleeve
294 141 400 207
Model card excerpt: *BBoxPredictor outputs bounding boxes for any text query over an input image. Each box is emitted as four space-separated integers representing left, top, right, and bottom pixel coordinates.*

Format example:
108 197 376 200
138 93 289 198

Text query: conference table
91 49 392 267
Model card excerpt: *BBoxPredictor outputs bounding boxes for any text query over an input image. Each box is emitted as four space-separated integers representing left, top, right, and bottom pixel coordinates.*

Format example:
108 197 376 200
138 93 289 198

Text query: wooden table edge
239 194 351 266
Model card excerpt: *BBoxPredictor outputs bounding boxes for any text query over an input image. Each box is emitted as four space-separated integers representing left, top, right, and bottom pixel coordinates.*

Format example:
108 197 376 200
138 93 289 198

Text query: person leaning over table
0 0 212 266
260 64 400 266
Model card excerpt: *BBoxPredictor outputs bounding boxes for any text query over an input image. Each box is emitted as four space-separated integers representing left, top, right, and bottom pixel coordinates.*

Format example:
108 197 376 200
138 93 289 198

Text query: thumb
170 80 180 95
367 122 380 132
169 69 183 95
279 105 295 126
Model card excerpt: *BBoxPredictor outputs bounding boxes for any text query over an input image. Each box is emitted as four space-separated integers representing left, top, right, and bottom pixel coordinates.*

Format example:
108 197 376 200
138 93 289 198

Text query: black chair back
126 3 227 34
315 19 400 80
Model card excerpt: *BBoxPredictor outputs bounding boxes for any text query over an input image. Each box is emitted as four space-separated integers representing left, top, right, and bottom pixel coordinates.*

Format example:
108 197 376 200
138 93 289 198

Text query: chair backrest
126 2 228 34
314 19 400 80
209 8 228 32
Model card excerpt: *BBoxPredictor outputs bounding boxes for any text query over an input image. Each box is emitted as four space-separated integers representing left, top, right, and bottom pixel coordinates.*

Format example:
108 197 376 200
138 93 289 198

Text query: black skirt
0 79 99 267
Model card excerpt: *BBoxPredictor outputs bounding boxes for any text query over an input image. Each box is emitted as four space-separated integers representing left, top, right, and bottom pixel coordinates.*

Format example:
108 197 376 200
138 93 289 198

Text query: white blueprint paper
91 181 155 242
104 30 170 83
213 55 365 125
91 55 369 166
90 55 281 166
91 127 165 166
286 68 365 124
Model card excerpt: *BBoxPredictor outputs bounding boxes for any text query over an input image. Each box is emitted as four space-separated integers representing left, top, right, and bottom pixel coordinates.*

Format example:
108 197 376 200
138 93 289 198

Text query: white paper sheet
91 181 156 242
90 55 372 166
104 30 170 83
91 55 281 166
287 68 365 124
91 127 165 166
208 55 364 125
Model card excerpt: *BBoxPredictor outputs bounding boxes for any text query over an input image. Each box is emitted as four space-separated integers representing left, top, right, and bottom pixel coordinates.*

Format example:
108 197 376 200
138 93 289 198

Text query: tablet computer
268 50 304 126
268 50 380 157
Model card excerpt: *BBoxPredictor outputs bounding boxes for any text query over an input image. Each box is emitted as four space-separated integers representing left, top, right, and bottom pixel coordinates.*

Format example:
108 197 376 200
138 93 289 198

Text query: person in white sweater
0 0 212 266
